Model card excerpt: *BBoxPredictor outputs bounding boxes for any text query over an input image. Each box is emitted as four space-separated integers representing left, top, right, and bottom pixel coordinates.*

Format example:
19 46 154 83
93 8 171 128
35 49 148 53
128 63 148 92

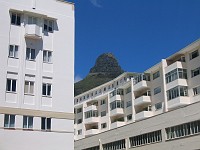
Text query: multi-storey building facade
0 0 74 149
74 39 200 149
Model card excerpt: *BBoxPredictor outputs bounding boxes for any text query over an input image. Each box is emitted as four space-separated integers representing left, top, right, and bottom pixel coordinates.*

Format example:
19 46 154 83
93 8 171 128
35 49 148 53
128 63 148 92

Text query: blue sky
67 0 200 82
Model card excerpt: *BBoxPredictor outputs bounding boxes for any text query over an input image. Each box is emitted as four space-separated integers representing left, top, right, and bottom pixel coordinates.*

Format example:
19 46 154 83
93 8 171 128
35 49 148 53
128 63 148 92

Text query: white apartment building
0 0 74 150
74 39 200 150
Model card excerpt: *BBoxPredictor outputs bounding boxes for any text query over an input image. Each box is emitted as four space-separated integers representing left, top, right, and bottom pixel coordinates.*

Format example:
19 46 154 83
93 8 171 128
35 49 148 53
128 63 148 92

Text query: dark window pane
4 114 9 127
7 79 11 91
11 13 16 24
41 117 45 130
23 116 27 128
28 117 33 128
16 15 20 25
10 115 15 127
31 49 35 60
47 84 51 96
12 80 16 92
42 84 46 95
47 118 51 130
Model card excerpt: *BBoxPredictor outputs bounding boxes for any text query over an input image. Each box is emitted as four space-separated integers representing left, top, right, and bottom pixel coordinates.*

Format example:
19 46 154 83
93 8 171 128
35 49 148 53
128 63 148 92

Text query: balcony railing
135 111 153 121
25 24 42 39
134 96 151 106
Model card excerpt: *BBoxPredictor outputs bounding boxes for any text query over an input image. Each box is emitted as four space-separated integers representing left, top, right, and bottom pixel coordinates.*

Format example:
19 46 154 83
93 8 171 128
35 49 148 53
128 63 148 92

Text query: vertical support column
99 139 103 150
125 137 129 150
161 59 168 112
131 78 136 122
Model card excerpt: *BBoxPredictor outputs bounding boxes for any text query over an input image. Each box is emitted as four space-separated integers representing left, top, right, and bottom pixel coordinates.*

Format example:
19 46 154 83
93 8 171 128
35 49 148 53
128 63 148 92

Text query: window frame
154 87 161 95
24 81 34 95
42 83 52 97
155 102 162 110
23 116 33 129
43 50 52 64
153 71 160 80
189 50 199 60
11 12 21 26
26 48 36 61
44 19 54 32
193 86 200 96
8 45 19 58
6 78 17 92
41 117 51 131
4 114 15 128
191 67 200 78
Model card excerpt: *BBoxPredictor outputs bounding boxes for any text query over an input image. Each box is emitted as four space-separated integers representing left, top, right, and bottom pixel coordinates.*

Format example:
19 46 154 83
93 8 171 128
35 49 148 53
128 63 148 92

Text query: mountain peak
89 53 124 76
74 53 124 96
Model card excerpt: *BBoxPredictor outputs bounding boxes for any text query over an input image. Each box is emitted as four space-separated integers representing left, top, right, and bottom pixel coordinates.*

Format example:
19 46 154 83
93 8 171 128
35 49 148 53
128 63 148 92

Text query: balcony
110 108 124 117
133 80 150 91
25 24 42 39
84 105 97 112
110 89 124 102
168 97 190 110
165 61 186 73
85 129 99 137
134 96 151 106
135 111 153 121
84 117 99 124
166 79 188 90
110 121 125 129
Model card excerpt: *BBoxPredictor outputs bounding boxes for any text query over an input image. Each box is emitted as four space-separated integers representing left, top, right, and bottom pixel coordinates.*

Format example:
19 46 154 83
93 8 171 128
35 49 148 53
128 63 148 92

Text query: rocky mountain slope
74 53 124 96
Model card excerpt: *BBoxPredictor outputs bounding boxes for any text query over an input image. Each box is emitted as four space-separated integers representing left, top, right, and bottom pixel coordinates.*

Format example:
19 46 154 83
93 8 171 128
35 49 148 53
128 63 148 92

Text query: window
43 50 52 63
193 86 200 96
41 117 51 130
101 123 107 129
24 81 34 95
165 68 187 83
26 48 35 60
11 13 21 25
167 86 188 101
85 110 98 119
125 87 131 94
127 114 132 121
130 130 162 147
28 16 37 24
42 83 52 96
190 50 199 60
100 99 106 105
77 119 82 124
77 108 82 113
23 116 33 129
103 139 126 150
153 71 160 80
155 102 162 110
4 114 15 128
110 100 124 110
104 87 106 91
154 87 161 95
166 120 200 140
6 79 17 92
101 111 106 117
44 19 53 32
78 129 82 135
191 67 200 78
126 101 132 108
9 45 18 58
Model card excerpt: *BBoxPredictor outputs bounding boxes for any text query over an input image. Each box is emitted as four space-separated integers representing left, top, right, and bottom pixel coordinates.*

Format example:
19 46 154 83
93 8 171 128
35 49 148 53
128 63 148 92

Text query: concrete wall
75 102 200 150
